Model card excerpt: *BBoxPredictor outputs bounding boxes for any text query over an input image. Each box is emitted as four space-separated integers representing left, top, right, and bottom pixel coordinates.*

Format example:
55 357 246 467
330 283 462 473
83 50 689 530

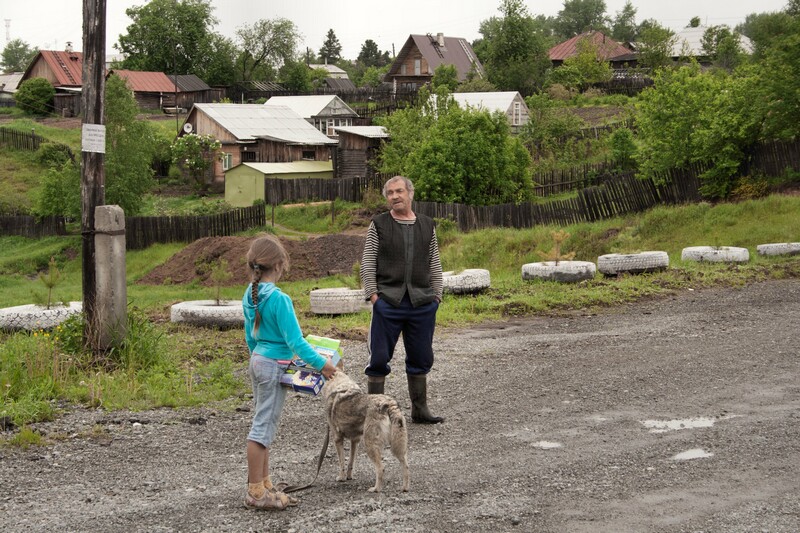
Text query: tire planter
681 246 749 263
756 242 800 257
309 288 371 315
442 269 491 294
0 302 82 332
597 251 670 276
170 300 244 328
522 261 596 283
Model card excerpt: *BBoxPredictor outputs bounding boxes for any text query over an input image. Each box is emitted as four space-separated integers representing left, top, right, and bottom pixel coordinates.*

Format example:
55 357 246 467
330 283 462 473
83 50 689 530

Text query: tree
457 78 499 92
377 87 533 205
431 64 459 91
636 21 676 70
480 0 552 95
14 78 54 115
611 1 638 43
204 34 238 86
103 74 156 215
319 29 343 64
758 17 800 139
279 60 311 92
635 64 764 199
171 133 222 194
736 12 793 59
1 38 36 73
701 25 745 69
117 0 229 83
357 39 390 67
609 127 637 170
688 16 701 28
554 0 610 39
235 18 299 82
359 65 387 88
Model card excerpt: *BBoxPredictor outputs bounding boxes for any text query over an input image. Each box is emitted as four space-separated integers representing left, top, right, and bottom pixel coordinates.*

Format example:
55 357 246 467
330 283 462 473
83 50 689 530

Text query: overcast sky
1 0 791 60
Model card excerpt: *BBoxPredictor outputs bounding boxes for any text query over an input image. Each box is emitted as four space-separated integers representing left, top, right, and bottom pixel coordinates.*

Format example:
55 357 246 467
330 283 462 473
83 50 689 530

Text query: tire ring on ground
0 302 83 332
681 246 750 263
309 288 371 315
522 261 596 283
442 269 491 294
170 300 244 328
756 242 800 257
597 251 670 276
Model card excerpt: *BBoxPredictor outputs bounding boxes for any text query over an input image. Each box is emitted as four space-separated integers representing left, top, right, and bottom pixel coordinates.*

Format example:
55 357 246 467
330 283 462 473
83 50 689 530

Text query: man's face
386 179 412 214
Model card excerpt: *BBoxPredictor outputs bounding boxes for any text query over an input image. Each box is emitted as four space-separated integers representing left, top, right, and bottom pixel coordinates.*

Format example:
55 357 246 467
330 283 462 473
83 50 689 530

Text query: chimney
65 41 73 53
437 33 445 47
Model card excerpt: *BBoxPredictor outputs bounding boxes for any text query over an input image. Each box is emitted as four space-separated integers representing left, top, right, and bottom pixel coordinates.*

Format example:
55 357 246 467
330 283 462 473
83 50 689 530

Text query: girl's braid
250 263 262 332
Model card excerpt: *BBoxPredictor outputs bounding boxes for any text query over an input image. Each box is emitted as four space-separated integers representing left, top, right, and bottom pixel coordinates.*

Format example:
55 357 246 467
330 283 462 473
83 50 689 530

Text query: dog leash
280 428 330 494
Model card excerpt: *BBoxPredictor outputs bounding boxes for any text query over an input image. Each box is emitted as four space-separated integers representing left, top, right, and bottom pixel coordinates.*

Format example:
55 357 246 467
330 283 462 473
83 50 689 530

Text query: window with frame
401 64 406 75
302 149 315 160
241 150 257 162
513 102 521 126
222 152 233 170
414 59 421 75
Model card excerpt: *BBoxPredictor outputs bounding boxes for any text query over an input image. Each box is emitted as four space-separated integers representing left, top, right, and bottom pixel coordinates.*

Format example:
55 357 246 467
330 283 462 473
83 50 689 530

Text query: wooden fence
532 162 617 196
264 175 388 205
125 204 266 250
413 169 702 232
0 126 47 151
742 138 800 177
0 215 67 238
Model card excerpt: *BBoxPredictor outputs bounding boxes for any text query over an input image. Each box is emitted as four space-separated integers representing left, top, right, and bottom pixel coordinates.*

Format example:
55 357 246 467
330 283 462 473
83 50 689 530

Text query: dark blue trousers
366 294 439 377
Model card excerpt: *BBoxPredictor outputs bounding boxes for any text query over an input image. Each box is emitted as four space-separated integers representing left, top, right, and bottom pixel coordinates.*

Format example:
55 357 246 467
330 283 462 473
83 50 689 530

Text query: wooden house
21 46 83 116
385 33 486 90
670 26 753 63
332 126 388 179
263 95 358 138
451 91 530 132
549 31 635 69
182 103 337 182
108 70 178 110
174 74 215 109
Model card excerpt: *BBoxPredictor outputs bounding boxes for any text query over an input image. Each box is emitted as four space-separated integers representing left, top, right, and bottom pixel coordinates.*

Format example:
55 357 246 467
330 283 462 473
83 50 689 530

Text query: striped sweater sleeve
360 221 379 301
431 227 443 301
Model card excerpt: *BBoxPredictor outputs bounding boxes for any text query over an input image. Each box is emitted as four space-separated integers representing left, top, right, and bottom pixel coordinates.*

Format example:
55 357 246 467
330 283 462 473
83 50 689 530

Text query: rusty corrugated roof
36 50 84 87
109 70 179 93
549 31 631 62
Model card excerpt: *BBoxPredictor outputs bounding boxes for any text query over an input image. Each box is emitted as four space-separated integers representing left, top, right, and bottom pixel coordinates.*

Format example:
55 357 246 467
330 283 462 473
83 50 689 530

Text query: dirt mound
137 234 365 286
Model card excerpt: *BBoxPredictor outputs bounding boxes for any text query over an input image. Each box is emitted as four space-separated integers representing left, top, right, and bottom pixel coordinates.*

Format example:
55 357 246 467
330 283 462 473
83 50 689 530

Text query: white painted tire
170 300 244 327
522 261 596 283
681 246 749 263
0 302 82 331
309 288 371 315
597 251 669 276
756 242 800 257
442 269 491 294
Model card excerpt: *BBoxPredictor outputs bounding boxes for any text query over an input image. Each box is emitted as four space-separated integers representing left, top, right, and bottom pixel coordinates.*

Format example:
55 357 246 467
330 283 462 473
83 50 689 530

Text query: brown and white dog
321 369 410 492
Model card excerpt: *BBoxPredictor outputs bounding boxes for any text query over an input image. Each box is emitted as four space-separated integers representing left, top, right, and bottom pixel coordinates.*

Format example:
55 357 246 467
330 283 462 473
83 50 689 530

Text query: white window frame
222 152 233 171
512 102 521 126
414 59 421 75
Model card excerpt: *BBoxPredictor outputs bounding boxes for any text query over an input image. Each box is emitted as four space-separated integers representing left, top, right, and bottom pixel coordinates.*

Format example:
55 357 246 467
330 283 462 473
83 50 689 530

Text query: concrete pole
94 205 126 350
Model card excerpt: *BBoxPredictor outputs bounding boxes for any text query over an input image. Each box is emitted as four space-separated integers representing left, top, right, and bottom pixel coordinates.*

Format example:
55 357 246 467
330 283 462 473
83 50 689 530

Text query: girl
242 234 336 510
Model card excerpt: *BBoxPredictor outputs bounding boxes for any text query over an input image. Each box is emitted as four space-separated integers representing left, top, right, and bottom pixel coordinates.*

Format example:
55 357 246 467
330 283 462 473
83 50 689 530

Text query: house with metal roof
182 103 337 182
20 47 85 115
264 95 359 137
451 91 530 132
670 26 753 62
108 69 179 110
385 33 486 90
331 126 388 179
549 31 635 69
0 72 23 106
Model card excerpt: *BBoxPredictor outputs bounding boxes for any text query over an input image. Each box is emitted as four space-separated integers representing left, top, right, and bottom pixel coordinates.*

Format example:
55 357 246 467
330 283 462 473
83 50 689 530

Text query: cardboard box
280 335 343 395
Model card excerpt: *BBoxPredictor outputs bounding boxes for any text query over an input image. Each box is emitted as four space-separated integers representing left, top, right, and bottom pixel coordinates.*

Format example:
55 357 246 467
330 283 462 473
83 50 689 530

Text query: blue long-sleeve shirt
242 282 326 371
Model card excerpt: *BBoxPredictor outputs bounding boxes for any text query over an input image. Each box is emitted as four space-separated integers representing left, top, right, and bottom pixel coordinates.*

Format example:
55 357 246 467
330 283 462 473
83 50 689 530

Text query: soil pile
137 234 365 286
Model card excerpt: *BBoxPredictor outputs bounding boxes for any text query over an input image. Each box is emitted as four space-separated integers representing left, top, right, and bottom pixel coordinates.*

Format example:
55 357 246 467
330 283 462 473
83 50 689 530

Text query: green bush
36 143 74 168
14 78 55 116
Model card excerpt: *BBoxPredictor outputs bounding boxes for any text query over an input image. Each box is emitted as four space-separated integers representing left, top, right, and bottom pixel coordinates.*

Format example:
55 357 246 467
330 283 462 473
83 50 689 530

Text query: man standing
360 175 444 424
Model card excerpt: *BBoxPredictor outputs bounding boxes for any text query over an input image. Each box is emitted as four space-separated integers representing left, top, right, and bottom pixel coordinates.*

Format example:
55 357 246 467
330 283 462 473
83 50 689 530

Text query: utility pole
81 0 107 350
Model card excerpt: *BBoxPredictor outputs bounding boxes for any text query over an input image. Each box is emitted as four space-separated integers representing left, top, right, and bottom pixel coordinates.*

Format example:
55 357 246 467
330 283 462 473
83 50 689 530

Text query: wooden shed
225 161 334 207
332 126 388 179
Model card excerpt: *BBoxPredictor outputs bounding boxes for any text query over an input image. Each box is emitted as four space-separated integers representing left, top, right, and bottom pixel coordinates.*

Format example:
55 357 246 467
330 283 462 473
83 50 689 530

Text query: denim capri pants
247 355 288 447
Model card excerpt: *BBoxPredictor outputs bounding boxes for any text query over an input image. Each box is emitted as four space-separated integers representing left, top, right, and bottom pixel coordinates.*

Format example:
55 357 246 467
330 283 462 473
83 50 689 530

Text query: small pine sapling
36 257 62 309
541 230 576 265
209 258 232 305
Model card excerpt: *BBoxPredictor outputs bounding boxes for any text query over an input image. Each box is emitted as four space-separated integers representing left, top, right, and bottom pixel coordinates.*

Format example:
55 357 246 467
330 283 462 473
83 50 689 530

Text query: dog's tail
383 399 407 429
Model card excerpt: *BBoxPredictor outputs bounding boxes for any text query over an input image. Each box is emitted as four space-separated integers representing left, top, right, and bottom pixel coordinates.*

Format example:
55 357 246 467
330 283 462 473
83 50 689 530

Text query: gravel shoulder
2 280 799 532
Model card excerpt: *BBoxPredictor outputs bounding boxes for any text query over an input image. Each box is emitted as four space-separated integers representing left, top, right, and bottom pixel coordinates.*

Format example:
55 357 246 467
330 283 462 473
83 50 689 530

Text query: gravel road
2 279 799 532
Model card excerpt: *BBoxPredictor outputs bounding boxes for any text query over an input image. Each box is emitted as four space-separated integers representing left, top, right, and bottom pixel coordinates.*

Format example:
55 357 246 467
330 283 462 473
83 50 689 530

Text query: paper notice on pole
81 123 106 153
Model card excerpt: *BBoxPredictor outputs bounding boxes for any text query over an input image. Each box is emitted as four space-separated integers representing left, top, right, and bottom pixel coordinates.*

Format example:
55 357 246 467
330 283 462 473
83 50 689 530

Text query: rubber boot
367 376 385 395
407 374 444 424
